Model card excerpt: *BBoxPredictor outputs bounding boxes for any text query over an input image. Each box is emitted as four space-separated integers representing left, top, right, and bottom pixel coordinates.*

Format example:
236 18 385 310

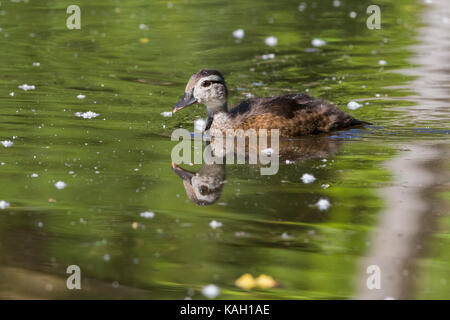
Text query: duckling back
219 93 369 136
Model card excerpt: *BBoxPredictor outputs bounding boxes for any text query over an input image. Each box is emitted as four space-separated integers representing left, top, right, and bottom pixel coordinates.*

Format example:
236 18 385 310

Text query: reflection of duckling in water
172 136 344 206
171 162 225 206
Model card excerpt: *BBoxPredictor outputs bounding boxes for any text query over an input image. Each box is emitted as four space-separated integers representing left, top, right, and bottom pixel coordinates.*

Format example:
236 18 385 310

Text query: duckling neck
206 102 228 131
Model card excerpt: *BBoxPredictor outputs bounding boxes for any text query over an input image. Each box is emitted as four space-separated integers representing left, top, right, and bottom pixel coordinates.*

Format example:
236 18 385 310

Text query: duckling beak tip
173 91 197 113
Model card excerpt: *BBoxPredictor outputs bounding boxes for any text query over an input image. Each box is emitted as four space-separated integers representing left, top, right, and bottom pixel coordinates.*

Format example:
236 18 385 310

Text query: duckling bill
173 69 370 136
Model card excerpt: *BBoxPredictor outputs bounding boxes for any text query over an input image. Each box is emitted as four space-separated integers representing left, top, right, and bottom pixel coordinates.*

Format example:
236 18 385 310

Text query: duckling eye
199 185 210 195
201 80 211 88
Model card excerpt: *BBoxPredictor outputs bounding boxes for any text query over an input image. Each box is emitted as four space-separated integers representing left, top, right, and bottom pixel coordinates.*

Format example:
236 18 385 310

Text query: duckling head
173 69 228 116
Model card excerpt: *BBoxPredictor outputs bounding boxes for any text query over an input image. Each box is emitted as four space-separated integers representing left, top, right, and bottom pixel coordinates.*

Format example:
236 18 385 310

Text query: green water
0 0 448 299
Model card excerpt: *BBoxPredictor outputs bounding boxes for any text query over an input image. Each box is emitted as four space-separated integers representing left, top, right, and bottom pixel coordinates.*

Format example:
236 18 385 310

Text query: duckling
173 70 370 136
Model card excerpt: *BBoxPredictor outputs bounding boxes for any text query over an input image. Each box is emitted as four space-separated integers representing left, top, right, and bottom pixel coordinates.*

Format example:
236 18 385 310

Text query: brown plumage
225 93 369 136
173 70 370 137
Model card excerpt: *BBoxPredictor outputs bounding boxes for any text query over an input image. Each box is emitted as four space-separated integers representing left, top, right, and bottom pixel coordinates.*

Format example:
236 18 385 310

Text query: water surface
0 0 448 299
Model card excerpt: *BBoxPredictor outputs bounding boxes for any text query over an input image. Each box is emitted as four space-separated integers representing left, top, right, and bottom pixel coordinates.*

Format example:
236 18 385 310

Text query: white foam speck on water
209 220 223 229
298 2 307 11
281 232 292 239
18 84 35 91
245 93 254 98
202 284 220 299
194 118 206 132
301 173 316 184
333 0 341 7
54 181 67 190
262 53 275 60
103 254 111 262
160 111 172 117
349 11 357 19
140 211 155 218
265 36 278 47
378 60 387 66
139 23 148 30
75 111 99 119
232 28 245 39
312 38 326 47
37 221 43 228
1 140 13 147
32 62 40 67
9 92 15 97
0 200 10 209
77 94 86 99
316 198 330 211
347 101 363 110
31 173 39 178
261 148 274 155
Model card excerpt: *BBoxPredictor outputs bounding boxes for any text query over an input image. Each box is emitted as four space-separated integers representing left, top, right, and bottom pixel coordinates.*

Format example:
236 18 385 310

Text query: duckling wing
228 94 370 136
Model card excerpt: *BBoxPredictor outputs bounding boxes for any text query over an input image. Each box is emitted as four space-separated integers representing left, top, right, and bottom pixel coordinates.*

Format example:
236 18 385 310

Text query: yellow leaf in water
139 38 149 43
131 222 139 229
235 273 256 291
255 274 276 289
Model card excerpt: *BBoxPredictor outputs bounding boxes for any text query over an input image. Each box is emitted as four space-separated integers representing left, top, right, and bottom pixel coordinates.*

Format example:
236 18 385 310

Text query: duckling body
211 93 368 136
173 70 370 137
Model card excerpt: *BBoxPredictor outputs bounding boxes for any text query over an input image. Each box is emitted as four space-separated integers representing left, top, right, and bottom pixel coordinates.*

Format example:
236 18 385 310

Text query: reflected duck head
171 162 225 206
173 70 228 116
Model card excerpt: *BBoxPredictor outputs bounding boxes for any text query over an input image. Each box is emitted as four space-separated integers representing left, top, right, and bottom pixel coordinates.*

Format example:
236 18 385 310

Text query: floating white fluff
301 173 316 184
312 38 326 47
298 3 307 11
32 62 40 67
349 11 357 19
9 92 15 97
31 173 39 178
261 148 274 155
75 111 99 119
316 198 330 211
232 29 245 39
378 60 387 66
1 140 13 147
140 211 155 218
347 101 363 110
262 53 275 60
18 84 35 91
77 94 86 99
194 118 206 132
160 111 172 117
209 220 223 229
265 36 278 47
54 181 67 190
202 284 220 299
333 0 341 7
0 200 10 209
